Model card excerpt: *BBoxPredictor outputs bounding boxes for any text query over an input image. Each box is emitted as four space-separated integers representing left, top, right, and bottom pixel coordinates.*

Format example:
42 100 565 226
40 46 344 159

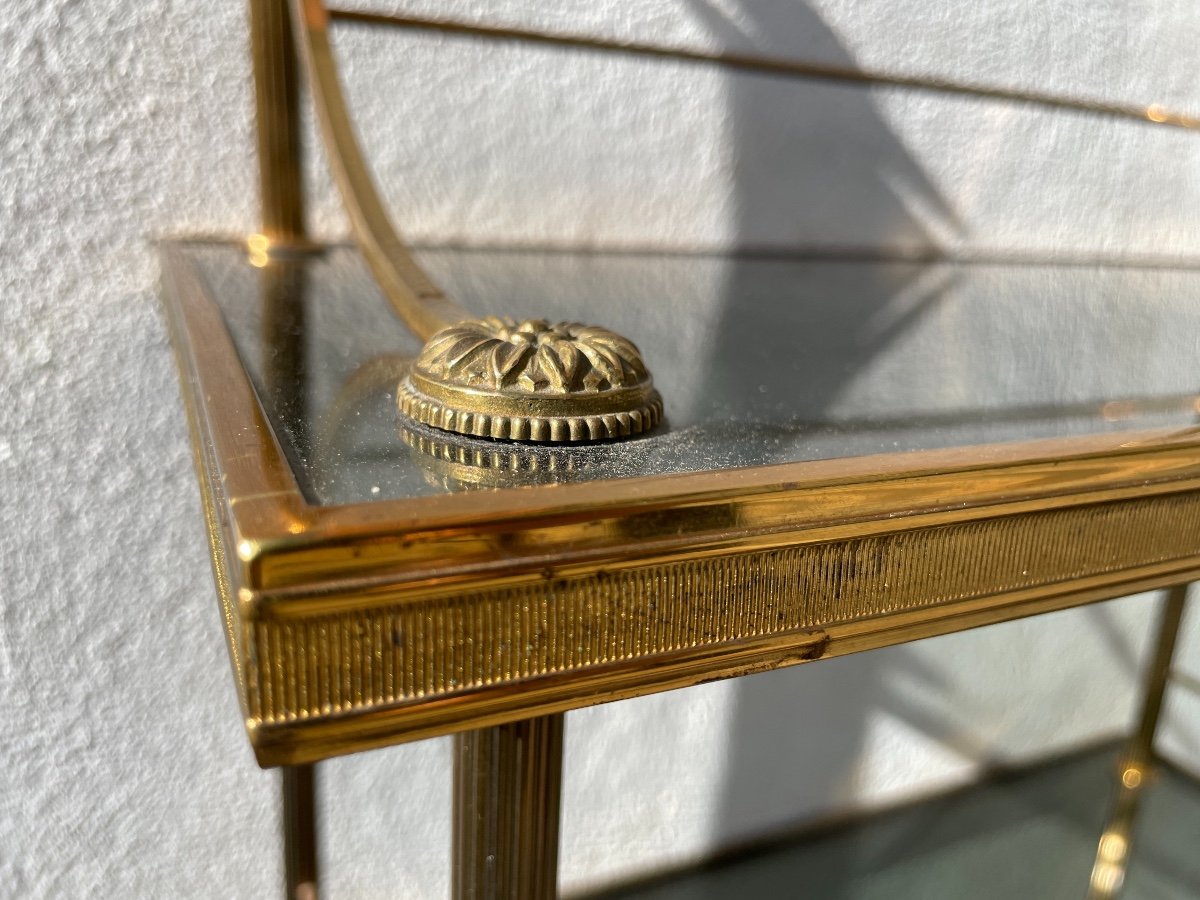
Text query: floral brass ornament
398 317 662 442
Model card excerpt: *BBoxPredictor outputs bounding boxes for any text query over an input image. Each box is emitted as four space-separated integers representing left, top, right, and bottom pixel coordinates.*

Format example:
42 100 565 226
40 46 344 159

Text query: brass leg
283 764 320 900
1087 584 1190 899
453 715 565 900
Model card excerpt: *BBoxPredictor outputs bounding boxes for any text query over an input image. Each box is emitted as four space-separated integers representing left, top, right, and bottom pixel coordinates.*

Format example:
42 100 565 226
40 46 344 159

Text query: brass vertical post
250 0 306 243
1124 585 1188 767
282 764 320 900
453 714 565 900
251 4 316 898
1087 583 1190 899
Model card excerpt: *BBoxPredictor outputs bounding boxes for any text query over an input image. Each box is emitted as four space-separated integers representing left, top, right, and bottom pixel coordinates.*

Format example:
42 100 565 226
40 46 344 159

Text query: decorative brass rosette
398 316 662 442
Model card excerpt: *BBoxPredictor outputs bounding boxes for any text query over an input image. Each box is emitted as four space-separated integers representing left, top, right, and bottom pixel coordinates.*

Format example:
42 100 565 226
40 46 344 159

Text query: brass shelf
163 241 1200 767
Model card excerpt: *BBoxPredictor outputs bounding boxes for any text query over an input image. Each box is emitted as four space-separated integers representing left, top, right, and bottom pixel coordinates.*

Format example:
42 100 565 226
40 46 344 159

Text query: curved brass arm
292 0 469 340
290 0 661 443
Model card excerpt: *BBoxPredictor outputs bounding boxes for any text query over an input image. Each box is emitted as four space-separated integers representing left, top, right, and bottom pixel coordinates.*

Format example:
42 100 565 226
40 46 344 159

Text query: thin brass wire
327 7 1200 131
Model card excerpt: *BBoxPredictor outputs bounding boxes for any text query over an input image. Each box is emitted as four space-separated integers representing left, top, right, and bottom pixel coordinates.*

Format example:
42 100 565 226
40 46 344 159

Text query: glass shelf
593 745 1200 900
190 242 1200 505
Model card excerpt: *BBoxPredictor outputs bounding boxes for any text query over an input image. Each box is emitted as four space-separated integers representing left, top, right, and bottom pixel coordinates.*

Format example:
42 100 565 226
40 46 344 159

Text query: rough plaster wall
1 1 277 896
330 0 1200 255
2 0 1199 897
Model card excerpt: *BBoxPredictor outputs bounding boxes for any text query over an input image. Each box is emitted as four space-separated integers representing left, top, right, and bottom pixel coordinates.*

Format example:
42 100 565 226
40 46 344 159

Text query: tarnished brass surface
163 242 1200 766
195 1 1200 894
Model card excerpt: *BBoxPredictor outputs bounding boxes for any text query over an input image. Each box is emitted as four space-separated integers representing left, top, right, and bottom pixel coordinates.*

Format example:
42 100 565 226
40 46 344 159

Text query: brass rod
1127 584 1188 764
292 0 470 340
1086 583 1190 900
282 764 320 900
250 0 308 242
176 233 1200 272
326 8 1200 131
453 715 565 900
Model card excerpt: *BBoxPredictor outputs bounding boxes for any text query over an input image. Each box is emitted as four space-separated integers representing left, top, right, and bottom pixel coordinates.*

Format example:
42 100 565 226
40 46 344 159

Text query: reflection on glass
190 243 1200 506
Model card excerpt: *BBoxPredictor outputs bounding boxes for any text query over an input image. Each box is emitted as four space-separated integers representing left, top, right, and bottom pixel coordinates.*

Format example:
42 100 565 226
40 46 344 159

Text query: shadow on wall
683 0 957 420
685 0 958 254
668 3 1147 894
677 4 949 885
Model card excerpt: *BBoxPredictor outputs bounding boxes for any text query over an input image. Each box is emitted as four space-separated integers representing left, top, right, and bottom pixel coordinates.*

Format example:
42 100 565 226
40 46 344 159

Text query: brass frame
163 2 1200 897
165 239 1200 765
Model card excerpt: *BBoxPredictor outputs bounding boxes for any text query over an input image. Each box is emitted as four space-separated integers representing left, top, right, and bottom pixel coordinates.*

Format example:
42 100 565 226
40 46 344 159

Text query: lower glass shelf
588 744 1200 900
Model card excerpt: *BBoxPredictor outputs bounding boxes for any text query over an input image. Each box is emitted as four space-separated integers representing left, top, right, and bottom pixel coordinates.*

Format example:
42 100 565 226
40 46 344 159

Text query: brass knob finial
398 317 662 442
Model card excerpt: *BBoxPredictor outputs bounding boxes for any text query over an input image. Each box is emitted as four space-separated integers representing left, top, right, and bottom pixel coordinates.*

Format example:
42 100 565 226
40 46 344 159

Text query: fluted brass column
453 715 565 900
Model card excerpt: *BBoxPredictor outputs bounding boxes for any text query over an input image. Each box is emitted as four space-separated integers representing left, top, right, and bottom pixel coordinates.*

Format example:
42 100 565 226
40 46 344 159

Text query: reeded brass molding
453 715 563 900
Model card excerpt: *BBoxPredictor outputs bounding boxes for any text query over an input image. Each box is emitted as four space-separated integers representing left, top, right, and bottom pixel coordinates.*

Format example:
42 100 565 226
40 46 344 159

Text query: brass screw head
398 317 662 443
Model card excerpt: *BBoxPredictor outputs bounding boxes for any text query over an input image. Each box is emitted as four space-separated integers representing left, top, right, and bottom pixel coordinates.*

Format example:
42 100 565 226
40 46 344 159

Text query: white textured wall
2 0 1199 897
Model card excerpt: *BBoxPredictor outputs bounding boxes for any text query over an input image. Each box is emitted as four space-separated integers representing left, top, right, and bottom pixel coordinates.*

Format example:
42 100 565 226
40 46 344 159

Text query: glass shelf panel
593 745 1200 900
190 243 1200 506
